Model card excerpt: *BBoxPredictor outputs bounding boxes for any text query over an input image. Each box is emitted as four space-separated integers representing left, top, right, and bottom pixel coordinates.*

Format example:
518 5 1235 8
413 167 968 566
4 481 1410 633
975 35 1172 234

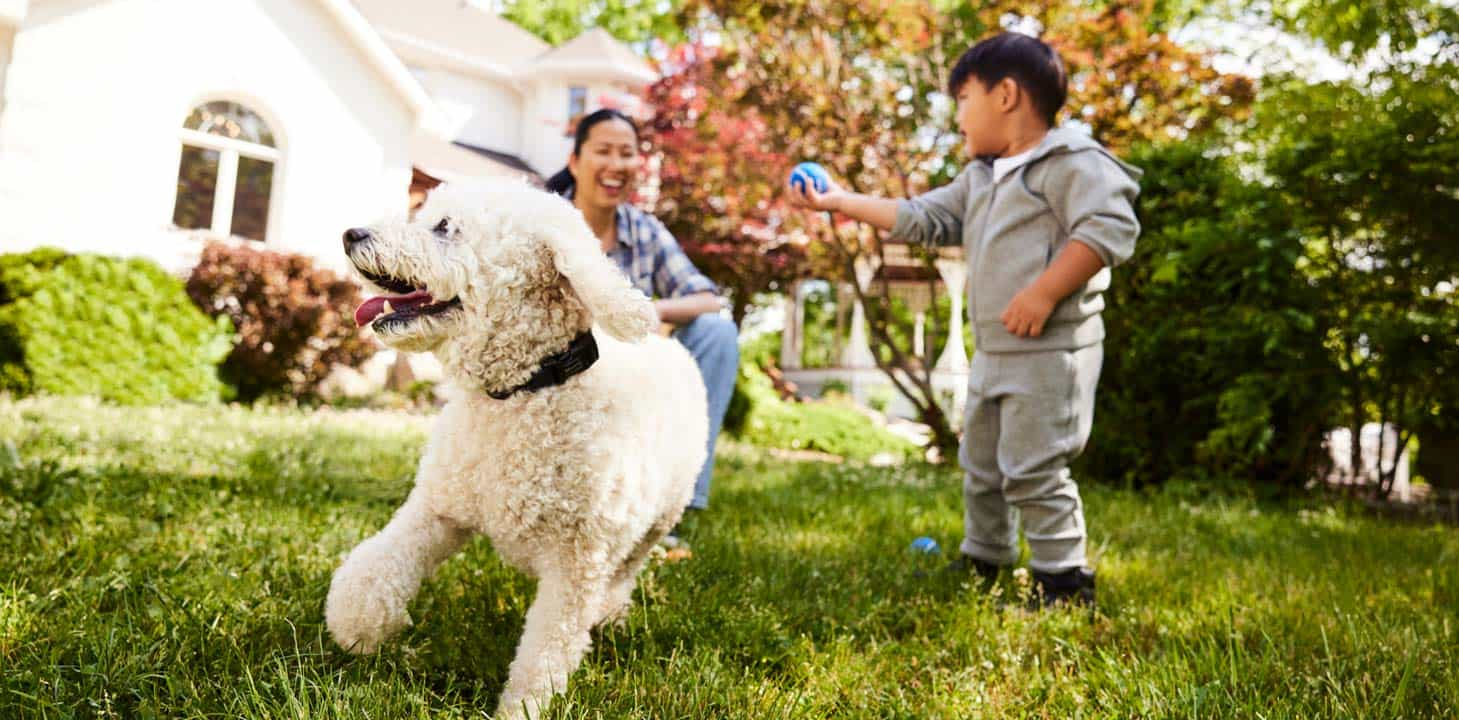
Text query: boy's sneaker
1027 567 1096 610
918 553 1002 588
947 553 1003 585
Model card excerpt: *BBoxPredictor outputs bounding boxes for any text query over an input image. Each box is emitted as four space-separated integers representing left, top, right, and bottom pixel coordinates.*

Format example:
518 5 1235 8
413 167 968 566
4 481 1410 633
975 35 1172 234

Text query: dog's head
343 179 657 363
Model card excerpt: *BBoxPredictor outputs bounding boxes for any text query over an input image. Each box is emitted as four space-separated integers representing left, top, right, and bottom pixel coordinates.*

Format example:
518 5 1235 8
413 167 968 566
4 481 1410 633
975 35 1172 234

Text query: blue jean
672 314 739 509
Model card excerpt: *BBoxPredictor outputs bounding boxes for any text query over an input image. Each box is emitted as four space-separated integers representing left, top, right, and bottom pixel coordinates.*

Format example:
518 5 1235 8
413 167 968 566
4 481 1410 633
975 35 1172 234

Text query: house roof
352 0 550 79
451 141 539 176
313 0 449 138
524 28 658 85
411 137 541 185
354 1 657 90
351 3 656 89
9 0 448 138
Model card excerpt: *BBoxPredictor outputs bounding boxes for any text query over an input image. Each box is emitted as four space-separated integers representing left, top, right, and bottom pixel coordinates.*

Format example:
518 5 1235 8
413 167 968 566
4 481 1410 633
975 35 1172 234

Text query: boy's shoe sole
1026 567 1096 610
916 553 1003 587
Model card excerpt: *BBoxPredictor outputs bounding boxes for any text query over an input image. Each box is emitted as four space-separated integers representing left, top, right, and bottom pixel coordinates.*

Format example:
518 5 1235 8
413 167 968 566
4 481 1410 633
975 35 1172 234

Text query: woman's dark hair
947 32 1068 127
544 108 640 197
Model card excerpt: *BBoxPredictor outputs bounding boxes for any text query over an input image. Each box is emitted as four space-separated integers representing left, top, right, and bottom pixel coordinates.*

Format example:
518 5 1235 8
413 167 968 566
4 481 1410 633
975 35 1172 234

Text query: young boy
789 32 1142 607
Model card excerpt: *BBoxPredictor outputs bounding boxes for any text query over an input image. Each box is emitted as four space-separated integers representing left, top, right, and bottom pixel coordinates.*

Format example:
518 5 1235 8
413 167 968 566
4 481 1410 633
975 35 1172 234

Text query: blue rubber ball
910 536 941 554
789 162 830 195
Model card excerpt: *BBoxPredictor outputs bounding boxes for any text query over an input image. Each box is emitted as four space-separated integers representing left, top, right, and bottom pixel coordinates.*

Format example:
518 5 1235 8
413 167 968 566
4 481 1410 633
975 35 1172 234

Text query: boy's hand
1002 241 1107 338
786 179 899 232
1000 285 1058 338
786 177 846 213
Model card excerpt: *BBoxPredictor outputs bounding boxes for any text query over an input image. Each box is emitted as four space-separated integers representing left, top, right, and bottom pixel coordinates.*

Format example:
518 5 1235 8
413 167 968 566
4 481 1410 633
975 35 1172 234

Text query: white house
0 0 657 272
352 0 657 185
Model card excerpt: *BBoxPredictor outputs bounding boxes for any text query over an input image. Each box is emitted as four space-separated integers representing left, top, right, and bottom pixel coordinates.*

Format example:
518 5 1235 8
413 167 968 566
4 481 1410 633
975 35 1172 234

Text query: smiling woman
544 108 740 528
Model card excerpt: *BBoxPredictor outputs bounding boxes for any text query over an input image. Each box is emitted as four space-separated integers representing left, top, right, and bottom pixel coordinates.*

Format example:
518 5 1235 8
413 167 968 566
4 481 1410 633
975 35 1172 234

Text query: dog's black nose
342 227 373 250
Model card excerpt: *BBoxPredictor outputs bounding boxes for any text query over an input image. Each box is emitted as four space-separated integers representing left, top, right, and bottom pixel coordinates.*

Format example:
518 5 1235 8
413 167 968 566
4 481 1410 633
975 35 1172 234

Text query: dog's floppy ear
539 195 657 342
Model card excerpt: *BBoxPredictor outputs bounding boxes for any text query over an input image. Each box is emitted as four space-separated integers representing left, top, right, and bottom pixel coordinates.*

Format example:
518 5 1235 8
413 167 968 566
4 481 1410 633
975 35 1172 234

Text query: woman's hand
654 293 724 325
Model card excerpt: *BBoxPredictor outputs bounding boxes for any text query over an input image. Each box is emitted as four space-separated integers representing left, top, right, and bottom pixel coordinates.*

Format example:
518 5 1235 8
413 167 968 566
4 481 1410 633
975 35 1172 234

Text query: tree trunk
729 287 750 328
1416 431 1459 495
919 401 960 461
833 247 962 463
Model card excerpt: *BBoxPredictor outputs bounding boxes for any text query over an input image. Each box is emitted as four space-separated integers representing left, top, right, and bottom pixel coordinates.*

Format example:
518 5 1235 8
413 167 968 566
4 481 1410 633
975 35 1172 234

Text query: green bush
723 330 781 436
729 362 916 461
186 242 374 402
738 329 780 369
0 249 232 404
723 327 916 461
867 387 894 414
1080 143 1339 487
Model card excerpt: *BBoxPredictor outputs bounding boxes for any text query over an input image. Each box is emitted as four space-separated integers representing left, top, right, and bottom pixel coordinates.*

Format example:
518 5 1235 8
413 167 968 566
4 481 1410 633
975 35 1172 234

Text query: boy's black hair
947 32 1068 127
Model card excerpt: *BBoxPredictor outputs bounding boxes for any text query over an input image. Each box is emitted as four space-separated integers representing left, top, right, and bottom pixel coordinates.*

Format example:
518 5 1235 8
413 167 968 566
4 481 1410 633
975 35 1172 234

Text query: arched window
172 101 278 241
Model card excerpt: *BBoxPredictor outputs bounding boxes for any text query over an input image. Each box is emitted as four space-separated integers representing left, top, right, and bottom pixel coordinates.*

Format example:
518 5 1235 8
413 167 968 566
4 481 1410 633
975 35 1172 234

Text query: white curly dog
326 179 708 719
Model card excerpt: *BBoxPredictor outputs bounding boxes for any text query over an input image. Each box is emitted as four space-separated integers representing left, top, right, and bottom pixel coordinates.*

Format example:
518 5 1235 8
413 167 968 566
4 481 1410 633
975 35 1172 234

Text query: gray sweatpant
958 344 1103 573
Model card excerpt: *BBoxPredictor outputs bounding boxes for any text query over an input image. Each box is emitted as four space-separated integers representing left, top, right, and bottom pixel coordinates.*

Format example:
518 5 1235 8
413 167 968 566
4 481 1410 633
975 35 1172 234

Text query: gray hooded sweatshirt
891 128 1143 353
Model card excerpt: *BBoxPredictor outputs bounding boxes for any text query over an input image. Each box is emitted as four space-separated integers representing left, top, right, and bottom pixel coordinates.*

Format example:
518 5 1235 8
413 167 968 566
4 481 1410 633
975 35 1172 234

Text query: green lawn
2 396 1456 719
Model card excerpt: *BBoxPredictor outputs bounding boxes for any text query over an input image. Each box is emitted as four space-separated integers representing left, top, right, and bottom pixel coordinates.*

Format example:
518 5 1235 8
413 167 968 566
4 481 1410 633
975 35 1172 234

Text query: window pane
183 101 275 147
172 145 219 231
231 156 273 241
568 86 587 119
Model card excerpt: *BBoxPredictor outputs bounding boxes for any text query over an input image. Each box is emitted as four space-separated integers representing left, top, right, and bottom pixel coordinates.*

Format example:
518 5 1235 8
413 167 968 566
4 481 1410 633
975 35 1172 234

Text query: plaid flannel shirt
606 203 719 300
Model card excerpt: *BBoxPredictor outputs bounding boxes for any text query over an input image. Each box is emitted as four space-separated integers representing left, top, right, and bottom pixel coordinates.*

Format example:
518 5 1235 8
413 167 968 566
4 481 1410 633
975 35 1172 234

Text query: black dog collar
488 331 599 400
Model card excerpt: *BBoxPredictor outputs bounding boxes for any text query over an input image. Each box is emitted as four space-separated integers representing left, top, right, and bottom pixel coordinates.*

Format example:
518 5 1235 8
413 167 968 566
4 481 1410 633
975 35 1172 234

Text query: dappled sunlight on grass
2 397 1456 718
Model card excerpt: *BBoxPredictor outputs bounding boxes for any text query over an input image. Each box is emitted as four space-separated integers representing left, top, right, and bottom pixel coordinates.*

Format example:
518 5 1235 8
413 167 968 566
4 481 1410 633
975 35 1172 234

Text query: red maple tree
642 41 811 326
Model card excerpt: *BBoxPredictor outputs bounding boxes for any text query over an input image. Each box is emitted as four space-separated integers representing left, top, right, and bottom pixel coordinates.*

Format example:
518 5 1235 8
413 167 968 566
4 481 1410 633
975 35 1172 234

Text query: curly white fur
326 179 708 720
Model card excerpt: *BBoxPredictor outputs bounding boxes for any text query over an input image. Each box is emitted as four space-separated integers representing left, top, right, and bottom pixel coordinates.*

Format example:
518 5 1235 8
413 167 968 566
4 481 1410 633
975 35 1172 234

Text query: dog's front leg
494 566 609 720
325 487 472 654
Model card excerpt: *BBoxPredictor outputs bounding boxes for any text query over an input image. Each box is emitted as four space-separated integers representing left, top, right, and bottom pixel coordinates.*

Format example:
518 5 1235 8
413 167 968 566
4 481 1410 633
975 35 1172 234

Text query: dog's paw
325 589 412 654
325 555 413 654
494 694 544 720
326 606 410 655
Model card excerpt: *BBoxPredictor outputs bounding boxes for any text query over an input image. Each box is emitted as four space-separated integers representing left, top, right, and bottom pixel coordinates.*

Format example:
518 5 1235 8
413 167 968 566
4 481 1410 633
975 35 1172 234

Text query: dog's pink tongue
354 297 389 327
354 289 433 327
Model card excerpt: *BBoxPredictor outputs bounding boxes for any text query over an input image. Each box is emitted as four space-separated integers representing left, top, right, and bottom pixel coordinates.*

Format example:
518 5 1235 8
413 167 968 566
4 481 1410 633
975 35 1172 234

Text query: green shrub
730 362 916 461
724 330 779 436
722 326 916 461
723 375 753 436
738 330 780 369
867 387 894 414
0 249 232 404
1080 143 1339 487
187 242 374 402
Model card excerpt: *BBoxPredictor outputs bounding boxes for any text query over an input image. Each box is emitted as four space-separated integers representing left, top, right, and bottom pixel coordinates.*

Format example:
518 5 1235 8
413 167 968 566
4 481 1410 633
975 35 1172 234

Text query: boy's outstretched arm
787 182 899 231
788 169 971 245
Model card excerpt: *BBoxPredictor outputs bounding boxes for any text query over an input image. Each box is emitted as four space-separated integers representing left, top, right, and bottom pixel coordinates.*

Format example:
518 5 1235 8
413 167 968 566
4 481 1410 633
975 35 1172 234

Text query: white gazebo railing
780 242 970 420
